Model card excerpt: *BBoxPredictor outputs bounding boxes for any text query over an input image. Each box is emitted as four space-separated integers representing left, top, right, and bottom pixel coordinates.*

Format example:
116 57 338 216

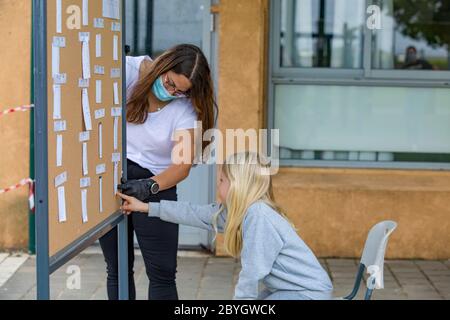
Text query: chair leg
343 263 365 300
365 288 374 300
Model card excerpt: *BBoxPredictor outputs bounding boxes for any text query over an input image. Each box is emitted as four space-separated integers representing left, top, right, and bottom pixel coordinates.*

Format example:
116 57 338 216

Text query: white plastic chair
342 220 398 300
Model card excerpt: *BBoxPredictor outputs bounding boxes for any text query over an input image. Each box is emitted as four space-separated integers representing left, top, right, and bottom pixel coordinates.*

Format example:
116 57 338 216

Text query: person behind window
401 46 434 70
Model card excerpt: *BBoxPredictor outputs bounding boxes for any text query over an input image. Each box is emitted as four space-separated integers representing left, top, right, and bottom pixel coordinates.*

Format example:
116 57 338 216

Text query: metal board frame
33 0 129 300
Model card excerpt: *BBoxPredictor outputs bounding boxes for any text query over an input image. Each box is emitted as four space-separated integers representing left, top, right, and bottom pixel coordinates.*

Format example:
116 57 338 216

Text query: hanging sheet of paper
83 0 89 26
95 108 105 120
98 123 103 159
52 45 60 78
113 82 120 105
113 162 118 196
54 120 67 133
96 164 106 175
94 65 105 75
81 189 88 223
82 142 89 176
79 131 90 143
80 177 91 188
111 22 121 32
57 186 67 223
54 73 67 85
96 80 102 104
53 85 61 120
94 18 105 29
79 32 91 79
82 88 93 131
113 35 119 61
99 177 103 213
55 171 68 188
113 117 119 151
56 0 62 33
96 34 102 58
103 0 121 20
56 134 63 167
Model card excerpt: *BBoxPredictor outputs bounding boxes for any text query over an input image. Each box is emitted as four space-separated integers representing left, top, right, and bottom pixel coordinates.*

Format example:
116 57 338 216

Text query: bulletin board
46 0 124 257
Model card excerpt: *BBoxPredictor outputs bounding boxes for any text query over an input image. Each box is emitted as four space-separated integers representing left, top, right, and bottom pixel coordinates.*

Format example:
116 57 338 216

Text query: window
270 0 450 169
281 0 366 68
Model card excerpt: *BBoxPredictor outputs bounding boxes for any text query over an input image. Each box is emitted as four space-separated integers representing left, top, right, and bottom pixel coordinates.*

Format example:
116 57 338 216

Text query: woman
99 44 217 300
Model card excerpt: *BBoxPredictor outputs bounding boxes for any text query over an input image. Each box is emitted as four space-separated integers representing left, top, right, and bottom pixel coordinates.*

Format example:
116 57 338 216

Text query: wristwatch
148 179 160 195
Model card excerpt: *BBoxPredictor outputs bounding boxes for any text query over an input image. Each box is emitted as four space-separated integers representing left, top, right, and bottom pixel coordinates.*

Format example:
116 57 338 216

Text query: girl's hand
116 192 149 215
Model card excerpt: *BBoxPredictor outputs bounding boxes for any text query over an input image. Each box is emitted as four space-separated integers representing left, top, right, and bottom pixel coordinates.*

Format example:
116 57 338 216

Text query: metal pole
34 0 50 300
29 0 36 255
118 0 129 301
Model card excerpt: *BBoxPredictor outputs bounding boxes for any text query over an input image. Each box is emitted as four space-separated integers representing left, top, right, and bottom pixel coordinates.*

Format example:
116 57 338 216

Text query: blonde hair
213 152 295 258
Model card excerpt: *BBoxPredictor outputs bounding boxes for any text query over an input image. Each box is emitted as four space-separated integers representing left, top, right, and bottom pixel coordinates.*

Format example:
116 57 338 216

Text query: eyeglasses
163 73 191 98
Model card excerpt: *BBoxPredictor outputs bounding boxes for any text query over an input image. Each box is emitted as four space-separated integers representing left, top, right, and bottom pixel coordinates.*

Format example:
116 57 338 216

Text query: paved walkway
0 247 449 300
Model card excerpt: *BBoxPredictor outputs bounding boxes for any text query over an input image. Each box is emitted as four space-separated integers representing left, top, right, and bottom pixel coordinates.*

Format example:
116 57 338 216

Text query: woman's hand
116 192 149 215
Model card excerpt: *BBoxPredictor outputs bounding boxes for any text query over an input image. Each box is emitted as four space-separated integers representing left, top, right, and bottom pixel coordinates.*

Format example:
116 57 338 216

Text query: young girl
117 152 333 300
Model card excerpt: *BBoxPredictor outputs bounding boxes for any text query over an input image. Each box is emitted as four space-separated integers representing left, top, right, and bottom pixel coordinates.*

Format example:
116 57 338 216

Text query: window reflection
372 0 450 71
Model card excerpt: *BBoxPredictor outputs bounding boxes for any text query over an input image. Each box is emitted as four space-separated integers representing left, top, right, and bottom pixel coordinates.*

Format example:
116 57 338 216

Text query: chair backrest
360 221 397 289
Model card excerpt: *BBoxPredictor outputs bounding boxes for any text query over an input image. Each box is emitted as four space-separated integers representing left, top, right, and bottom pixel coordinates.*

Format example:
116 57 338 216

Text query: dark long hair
126 44 217 151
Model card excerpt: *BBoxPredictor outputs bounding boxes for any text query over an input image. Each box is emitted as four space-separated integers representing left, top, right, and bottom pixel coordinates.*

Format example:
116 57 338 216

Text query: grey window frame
268 0 450 170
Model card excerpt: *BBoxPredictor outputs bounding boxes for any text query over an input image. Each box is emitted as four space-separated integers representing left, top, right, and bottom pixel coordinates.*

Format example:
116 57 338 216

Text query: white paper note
96 34 102 58
113 35 119 61
113 162 118 195
82 88 93 131
78 78 90 88
53 85 61 120
96 164 106 175
94 65 105 75
53 36 66 48
82 142 89 176
83 0 89 26
113 117 119 151
56 0 62 34
81 189 88 223
56 134 63 167
79 131 90 142
58 186 67 223
55 171 68 188
111 107 122 117
103 0 120 20
95 108 105 120
111 22 121 32
96 80 102 104
98 123 103 159
113 82 119 105
99 177 103 213
54 73 67 84
112 153 121 163
94 18 105 28
80 177 91 188
110 68 121 78
54 120 67 133
52 45 60 78
82 41 91 79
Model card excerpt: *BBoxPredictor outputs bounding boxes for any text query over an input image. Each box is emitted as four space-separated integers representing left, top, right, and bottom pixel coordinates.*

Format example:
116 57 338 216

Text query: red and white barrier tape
0 178 35 212
0 104 34 117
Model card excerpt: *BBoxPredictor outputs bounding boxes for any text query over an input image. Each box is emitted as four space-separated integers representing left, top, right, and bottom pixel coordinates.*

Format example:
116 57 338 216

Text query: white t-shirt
125 56 198 175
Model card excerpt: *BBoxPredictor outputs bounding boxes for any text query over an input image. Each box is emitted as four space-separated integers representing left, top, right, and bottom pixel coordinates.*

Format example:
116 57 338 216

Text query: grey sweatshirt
149 200 333 300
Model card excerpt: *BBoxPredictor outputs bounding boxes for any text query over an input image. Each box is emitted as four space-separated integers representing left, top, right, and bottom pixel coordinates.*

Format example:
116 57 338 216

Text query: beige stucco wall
215 0 450 259
0 1 32 250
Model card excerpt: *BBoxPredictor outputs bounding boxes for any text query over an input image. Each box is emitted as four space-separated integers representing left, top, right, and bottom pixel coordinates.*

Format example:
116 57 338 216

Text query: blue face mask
151 76 178 102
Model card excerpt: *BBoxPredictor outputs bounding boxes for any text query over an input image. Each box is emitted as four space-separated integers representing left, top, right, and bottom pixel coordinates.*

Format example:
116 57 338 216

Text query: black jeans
99 159 179 300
